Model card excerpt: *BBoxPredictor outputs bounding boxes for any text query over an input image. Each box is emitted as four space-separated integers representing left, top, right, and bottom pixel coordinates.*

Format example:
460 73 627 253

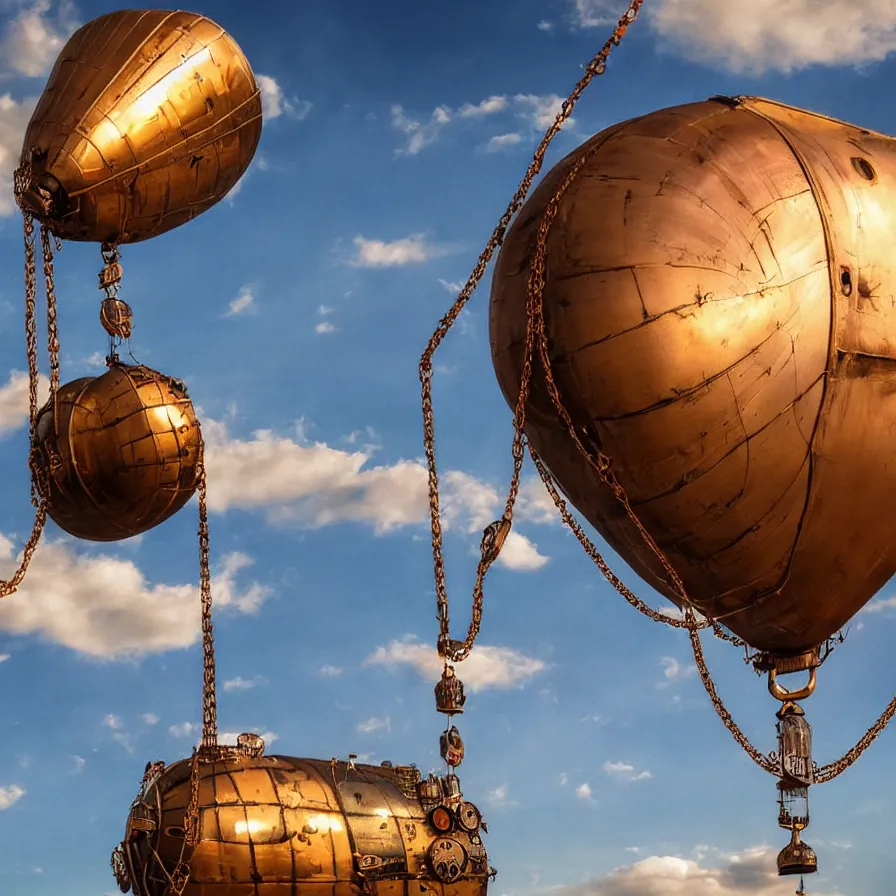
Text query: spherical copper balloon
112 751 491 896
490 95 896 656
31 362 201 541
17 9 262 244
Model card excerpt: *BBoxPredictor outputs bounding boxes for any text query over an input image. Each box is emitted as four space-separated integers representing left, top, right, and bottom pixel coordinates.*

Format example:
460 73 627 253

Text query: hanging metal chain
182 442 216 866
420 0 645 665
39 225 61 395
0 211 50 599
197 445 217 751
528 446 711 631
814 693 896 783
685 611 776 773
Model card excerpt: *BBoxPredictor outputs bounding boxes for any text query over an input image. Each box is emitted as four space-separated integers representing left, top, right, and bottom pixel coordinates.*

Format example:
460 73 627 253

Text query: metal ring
768 667 817 701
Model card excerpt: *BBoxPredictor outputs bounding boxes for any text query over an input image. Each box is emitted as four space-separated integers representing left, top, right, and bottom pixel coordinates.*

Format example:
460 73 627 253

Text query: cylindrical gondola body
117 756 491 896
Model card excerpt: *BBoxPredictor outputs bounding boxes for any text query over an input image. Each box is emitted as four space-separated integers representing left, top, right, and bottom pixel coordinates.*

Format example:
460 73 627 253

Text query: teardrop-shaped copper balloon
17 9 262 244
490 95 896 655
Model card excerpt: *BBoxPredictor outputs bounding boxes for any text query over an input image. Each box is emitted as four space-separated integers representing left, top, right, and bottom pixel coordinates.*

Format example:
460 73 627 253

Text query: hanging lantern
774 702 817 877
16 9 262 244
112 737 495 896
31 362 202 541
435 665 466 715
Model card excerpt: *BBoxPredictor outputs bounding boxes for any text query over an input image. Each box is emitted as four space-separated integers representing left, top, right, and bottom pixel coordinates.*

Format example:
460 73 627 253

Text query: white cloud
487 784 517 807
0 784 25 809
559 772 568 786
393 92 571 155
514 93 572 131
438 278 465 294
169 722 198 738
0 0 79 78
349 234 449 267
537 20 554 31
862 594 896 613
141 713 159 726
571 0 619 28
0 370 49 433
318 664 343 677
459 96 508 117
103 713 123 731
391 103 452 155
315 321 337 335
573 0 896 75
549 846 804 895
204 420 552 566
576 782 593 801
0 538 270 658
357 716 390 734
364 638 545 692
317 305 335 316
222 676 264 692
497 532 549 571
485 133 522 152
71 755 85 773
257 74 311 121
0 94 36 217
0 654 8 663
226 285 255 316
658 656 696 684
603 760 652 782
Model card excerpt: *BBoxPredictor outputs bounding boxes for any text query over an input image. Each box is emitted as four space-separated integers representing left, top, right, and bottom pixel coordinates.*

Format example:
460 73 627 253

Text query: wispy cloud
257 74 312 121
168 722 199 738
357 715 390 734
484 133 522 152
392 93 572 156
349 234 450 267
223 676 266 692
391 104 451 155
603 760 653 782
226 285 255 316
0 784 25 810
318 664 343 677
458 95 509 117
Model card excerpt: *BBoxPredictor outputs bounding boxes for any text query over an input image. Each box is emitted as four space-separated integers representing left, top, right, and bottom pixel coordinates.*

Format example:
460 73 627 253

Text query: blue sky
0 0 895 894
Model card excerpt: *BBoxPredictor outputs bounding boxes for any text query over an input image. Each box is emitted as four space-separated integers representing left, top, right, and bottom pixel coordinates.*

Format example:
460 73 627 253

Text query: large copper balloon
32 362 201 541
490 95 896 656
113 750 491 896
17 9 262 244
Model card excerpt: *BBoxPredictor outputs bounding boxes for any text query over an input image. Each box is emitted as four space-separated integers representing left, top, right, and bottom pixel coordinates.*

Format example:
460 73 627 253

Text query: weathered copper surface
17 9 262 244
490 95 896 654
32 362 201 541
117 755 491 896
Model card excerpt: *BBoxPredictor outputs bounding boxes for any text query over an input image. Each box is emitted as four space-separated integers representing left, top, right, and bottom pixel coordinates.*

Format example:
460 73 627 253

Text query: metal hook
768 667 817 702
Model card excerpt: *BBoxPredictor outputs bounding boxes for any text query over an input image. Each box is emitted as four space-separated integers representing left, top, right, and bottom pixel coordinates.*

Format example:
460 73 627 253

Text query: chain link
420 0 646 664
0 211 52 599
197 446 217 750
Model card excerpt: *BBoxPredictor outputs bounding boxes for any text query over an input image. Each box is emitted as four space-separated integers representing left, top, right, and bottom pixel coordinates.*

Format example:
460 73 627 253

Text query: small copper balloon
490 94 896 655
17 9 262 244
31 362 201 541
